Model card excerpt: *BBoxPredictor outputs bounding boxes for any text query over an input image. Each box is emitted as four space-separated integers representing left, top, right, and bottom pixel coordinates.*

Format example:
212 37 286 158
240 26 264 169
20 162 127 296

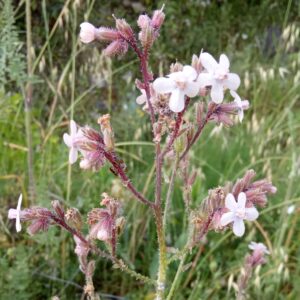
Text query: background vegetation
1 0 300 299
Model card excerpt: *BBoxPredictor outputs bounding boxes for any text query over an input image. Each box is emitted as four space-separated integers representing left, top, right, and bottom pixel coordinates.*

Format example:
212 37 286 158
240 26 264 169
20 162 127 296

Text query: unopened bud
151 6 165 29
51 200 65 220
137 14 151 29
98 114 115 151
192 54 202 73
139 25 155 49
115 18 134 40
103 40 128 57
116 217 126 236
66 208 83 230
195 101 204 124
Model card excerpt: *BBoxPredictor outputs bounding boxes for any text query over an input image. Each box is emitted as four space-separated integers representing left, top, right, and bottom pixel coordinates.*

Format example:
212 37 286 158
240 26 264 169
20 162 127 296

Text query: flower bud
103 40 128 57
115 18 134 40
137 14 151 29
79 22 97 43
66 208 83 230
51 200 65 220
139 25 155 49
98 114 115 151
151 7 165 29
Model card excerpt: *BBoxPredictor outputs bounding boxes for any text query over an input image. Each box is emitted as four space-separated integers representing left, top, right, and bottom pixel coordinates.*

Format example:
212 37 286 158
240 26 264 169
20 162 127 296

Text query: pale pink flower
248 242 270 255
198 52 240 103
220 192 259 237
153 66 200 112
8 194 23 232
230 90 249 122
63 120 83 164
136 89 147 105
79 22 97 43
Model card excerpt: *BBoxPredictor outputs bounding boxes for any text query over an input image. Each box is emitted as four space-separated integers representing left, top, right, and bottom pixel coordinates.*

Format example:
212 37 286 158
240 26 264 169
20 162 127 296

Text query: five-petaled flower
8 194 23 232
198 52 240 104
220 192 259 237
63 120 83 164
153 65 200 113
230 90 249 122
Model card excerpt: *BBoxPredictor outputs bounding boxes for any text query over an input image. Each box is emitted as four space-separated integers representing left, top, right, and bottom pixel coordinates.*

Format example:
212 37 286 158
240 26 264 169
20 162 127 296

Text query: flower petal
70 120 77 136
233 218 245 237
185 81 200 97
224 73 240 90
16 194 22 232
219 54 230 69
63 133 72 147
8 209 18 219
200 52 218 73
153 77 176 94
230 90 240 101
220 212 235 226
237 108 244 122
245 207 259 221
169 89 185 112
197 73 213 88
210 82 224 103
136 94 146 105
69 147 78 164
225 193 237 211
182 65 197 80
237 192 247 209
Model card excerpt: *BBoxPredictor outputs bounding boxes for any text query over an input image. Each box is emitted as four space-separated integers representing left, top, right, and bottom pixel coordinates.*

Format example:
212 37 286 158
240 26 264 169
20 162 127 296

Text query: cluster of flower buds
87 193 124 255
79 20 128 57
137 6 165 49
192 169 276 239
63 119 111 171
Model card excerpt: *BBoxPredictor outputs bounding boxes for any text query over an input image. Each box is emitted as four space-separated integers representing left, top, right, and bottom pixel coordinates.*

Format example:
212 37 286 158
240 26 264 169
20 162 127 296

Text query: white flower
153 66 200 112
249 242 270 255
63 120 82 164
198 52 240 104
220 192 259 237
79 22 97 43
230 90 249 122
8 194 23 232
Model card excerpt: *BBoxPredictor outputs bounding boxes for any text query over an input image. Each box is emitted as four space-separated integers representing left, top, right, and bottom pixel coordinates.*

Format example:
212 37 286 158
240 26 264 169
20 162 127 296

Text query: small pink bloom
230 90 249 122
79 22 97 43
8 194 22 232
153 66 200 112
220 192 259 237
248 241 270 255
63 120 83 164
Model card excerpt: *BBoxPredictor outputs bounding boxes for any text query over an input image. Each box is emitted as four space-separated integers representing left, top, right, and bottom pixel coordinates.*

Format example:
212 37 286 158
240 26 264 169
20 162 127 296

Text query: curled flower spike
230 90 249 122
8 194 23 232
198 52 240 104
220 192 259 237
63 120 83 164
153 66 200 112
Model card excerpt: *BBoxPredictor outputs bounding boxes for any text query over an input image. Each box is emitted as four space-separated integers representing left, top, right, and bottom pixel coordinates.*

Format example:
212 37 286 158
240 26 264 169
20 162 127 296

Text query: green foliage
1 0 300 299
0 0 26 91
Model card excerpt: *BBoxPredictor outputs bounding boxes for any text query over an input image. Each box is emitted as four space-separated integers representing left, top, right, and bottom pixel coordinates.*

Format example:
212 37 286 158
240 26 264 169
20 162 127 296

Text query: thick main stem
154 205 167 299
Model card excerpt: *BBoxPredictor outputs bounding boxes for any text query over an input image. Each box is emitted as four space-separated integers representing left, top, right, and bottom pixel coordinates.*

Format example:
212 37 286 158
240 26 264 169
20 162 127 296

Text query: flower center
175 80 187 90
214 68 228 80
235 208 245 219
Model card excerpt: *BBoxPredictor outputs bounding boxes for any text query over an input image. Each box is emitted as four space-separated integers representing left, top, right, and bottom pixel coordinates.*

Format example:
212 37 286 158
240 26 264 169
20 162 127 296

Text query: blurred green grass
1 0 300 299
